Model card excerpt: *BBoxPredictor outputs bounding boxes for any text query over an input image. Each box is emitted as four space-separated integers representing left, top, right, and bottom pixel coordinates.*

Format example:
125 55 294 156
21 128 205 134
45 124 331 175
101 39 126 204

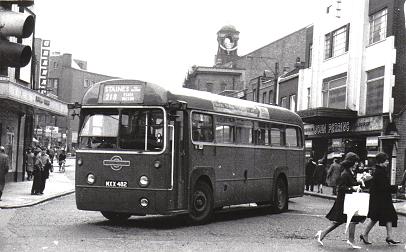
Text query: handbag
343 192 369 233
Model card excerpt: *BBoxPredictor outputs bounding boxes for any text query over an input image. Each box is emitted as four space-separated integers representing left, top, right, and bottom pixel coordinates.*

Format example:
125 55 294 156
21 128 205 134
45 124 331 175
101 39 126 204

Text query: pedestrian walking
26 148 35 181
305 158 316 191
31 150 42 195
313 159 326 193
38 148 51 194
315 152 365 249
360 152 401 245
0 146 10 201
326 158 341 195
58 149 66 172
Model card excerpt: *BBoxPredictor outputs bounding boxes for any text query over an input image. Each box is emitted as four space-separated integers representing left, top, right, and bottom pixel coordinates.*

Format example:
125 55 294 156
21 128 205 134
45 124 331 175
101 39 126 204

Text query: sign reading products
304 116 383 136
100 84 144 103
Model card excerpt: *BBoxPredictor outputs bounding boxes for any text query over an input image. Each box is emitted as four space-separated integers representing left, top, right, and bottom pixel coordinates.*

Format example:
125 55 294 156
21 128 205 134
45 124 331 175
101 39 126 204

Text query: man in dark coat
0 146 10 201
327 158 341 195
305 158 316 191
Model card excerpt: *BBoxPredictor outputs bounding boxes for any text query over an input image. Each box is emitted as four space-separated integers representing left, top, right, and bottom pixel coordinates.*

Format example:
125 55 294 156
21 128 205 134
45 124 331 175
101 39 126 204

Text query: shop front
0 79 68 182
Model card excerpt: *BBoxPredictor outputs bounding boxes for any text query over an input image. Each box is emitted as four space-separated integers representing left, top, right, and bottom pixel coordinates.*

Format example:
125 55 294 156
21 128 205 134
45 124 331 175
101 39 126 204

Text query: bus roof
82 79 303 126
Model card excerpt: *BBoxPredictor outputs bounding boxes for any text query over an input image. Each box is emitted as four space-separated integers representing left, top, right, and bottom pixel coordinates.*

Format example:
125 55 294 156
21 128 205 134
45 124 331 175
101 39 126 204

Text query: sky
32 0 323 88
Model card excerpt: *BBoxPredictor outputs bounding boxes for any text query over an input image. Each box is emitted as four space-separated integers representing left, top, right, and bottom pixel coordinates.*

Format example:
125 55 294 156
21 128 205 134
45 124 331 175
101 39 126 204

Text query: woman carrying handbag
315 152 366 249
360 152 401 245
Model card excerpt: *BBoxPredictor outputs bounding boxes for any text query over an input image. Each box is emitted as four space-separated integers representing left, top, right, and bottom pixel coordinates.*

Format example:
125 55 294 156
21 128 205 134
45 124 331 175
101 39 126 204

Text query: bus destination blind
101 84 144 103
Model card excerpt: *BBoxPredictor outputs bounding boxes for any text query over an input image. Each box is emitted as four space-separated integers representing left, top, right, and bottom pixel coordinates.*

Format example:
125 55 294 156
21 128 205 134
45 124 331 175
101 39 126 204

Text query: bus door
168 110 188 210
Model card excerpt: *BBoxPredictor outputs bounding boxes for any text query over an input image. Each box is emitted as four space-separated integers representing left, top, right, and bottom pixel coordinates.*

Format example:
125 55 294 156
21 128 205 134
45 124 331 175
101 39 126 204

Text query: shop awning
297 107 358 124
0 79 68 116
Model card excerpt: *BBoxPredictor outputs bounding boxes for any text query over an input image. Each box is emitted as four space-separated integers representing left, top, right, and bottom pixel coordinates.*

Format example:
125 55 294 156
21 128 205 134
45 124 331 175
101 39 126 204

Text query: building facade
46 53 115 151
296 0 406 184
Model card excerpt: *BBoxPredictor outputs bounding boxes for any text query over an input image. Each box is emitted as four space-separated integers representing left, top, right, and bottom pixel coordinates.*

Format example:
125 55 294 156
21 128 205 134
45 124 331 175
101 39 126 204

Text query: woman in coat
313 159 326 193
315 152 365 249
360 152 401 245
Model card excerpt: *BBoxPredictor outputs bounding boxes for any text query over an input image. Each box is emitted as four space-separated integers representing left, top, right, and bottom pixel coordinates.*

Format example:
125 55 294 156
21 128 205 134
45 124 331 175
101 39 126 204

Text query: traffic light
0 6 34 68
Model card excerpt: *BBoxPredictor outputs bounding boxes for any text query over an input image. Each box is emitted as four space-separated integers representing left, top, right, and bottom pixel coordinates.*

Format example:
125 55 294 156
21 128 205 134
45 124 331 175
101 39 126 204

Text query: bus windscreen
79 108 164 152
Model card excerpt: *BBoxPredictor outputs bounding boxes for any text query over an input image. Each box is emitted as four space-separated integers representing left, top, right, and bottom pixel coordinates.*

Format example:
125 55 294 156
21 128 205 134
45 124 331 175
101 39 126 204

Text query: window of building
262 92 267 104
253 88 257 102
84 79 90 88
206 83 213 93
220 83 227 92
269 90 273 104
192 113 214 142
53 62 58 69
322 76 346 109
366 67 384 115
307 88 311 109
280 96 288 108
215 116 234 144
308 44 313 67
369 8 387 44
289 94 296 111
324 24 349 59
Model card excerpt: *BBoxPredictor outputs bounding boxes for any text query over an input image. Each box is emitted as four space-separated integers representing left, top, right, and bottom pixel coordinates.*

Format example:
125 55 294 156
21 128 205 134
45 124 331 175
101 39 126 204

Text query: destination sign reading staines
101 84 144 103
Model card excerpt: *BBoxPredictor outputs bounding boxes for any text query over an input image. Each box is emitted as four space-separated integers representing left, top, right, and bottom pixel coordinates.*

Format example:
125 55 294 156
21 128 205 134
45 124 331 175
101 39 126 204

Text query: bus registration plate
105 180 128 188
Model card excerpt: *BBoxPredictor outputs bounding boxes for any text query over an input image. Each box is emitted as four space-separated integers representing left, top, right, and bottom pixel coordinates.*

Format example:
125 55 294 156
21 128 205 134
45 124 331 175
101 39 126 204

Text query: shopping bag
343 192 369 233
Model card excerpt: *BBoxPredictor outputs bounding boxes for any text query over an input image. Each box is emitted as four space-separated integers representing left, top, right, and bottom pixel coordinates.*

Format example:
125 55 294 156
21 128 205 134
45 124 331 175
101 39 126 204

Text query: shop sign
305 140 312 148
366 136 379 147
304 116 383 136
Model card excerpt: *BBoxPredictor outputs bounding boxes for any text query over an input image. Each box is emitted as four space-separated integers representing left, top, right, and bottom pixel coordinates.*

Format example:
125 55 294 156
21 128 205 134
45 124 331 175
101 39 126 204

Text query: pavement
304 185 406 217
1 159 405 218
0 158 75 209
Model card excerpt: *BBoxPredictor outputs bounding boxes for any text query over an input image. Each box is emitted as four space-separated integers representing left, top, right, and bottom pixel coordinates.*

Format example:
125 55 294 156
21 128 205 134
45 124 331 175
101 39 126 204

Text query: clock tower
215 25 240 66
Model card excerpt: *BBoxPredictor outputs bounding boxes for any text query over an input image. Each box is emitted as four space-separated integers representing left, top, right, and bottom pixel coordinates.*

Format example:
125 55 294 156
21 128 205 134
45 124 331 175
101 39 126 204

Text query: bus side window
192 113 213 142
257 122 270 146
270 124 283 147
215 115 235 144
235 118 253 145
286 127 298 147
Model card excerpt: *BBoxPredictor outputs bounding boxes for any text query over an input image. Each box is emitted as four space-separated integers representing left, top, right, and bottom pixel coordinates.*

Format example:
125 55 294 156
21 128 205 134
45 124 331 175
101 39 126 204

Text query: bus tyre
188 181 213 224
272 177 288 213
101 211 131 223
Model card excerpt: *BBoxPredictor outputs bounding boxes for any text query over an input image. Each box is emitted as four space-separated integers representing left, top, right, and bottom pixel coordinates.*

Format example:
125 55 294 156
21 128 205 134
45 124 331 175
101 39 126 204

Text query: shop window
192 113 214 142
369 8 387 44
366 67 384 115
322 76 346 109
324 24 349 59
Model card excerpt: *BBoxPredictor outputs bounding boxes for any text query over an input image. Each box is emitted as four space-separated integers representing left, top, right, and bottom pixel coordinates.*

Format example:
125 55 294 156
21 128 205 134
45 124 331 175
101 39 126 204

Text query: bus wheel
101 211 131 222
188 181 213 224
272 177 288 213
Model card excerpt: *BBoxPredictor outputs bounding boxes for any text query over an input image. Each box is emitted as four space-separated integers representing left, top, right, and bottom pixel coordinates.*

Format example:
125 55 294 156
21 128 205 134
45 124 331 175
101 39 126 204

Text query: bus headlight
153 160 161 169
140 198 149 207
139 175 149 187
77 158 83 166
87 173 96 185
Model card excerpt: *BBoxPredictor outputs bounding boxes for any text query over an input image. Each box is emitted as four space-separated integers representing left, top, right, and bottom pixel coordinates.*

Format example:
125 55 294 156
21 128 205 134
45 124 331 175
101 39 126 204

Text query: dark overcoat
326 162 341 186
367 165 398 227
313 163 326 184
326 169 365 223
0 153 10 191
305 161 316 184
